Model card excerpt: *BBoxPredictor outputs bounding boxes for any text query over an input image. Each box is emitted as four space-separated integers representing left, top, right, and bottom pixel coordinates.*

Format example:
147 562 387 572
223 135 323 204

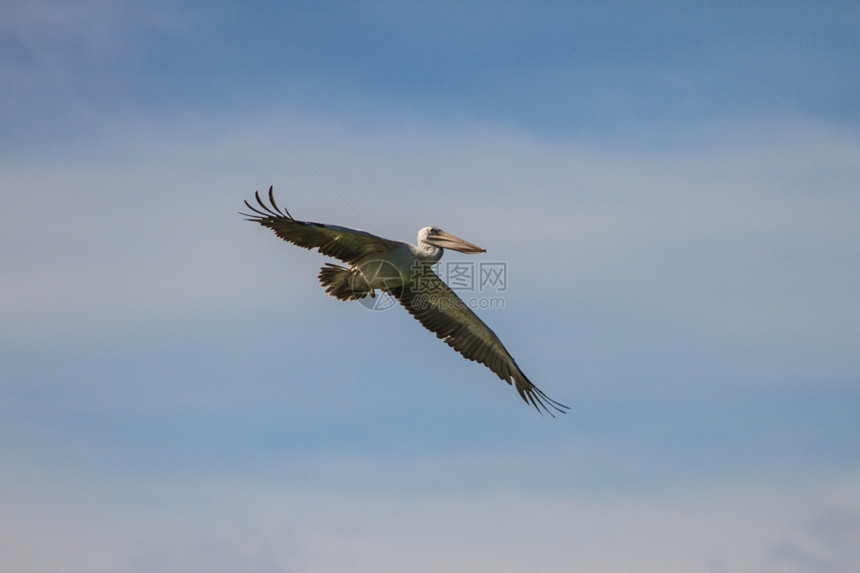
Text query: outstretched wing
242 186 397 263
390 266 568 416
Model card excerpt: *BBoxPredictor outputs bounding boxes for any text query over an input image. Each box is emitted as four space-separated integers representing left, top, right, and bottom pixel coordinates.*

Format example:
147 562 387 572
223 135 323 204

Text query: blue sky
2 1 859 571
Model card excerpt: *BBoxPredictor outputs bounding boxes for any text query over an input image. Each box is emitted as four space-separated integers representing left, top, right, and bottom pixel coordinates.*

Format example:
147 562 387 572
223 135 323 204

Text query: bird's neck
416 243 443 263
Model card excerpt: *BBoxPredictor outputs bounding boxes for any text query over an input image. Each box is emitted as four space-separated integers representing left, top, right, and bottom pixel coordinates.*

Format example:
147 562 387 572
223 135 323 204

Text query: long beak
426 230 486 254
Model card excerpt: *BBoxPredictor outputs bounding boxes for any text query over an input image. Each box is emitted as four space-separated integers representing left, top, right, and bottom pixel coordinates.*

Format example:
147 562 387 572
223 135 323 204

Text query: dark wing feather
242 186 397 263
390 266 568 416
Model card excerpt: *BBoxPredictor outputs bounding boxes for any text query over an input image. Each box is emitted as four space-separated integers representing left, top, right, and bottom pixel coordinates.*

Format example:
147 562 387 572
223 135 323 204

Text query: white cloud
3 459 858 573
0 0 202 69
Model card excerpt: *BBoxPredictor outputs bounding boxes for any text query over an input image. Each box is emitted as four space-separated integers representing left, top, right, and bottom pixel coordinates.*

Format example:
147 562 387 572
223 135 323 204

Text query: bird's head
418 226 486 254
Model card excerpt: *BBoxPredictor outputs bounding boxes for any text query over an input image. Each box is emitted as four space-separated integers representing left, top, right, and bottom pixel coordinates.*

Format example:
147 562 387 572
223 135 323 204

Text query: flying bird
242 186 568 415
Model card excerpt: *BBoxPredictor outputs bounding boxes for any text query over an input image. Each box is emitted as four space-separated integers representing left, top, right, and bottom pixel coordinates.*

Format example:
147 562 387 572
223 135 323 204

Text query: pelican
242 186 568 416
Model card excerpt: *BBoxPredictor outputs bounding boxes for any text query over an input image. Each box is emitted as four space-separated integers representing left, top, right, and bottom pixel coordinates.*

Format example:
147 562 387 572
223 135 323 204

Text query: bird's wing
242 186 397 263
389 266 568 416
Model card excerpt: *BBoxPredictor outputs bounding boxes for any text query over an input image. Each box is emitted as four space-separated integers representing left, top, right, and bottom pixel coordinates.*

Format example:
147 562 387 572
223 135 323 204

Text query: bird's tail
318 263 373 301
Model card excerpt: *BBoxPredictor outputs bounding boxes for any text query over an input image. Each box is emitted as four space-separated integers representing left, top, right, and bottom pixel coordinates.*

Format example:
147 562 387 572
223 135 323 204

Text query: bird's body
242 186 567 415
